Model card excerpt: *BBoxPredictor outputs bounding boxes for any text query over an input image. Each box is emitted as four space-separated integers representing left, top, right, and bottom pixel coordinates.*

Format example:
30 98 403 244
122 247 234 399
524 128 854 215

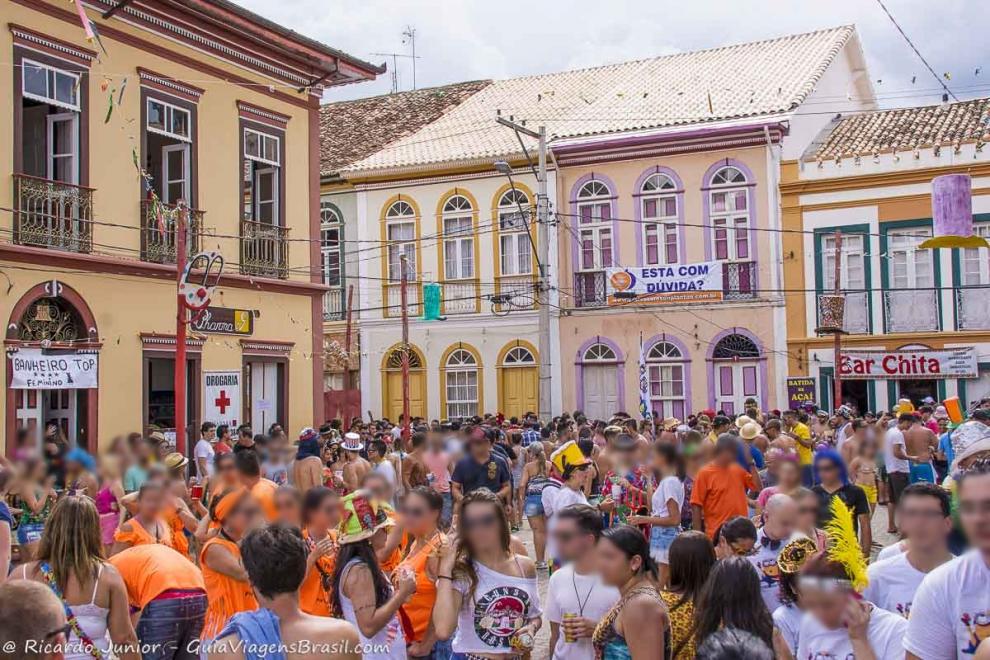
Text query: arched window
18 297 85 342
711 332 761 416
444 348 479 419
320 201 342 288
646 341 687 419
385 346 424 369
441 194 474 280
709 166 750 262
575 180 613 271
498 189 532 276
385 200 416 282
502 346 536 365
641 173 679 266
583 343 617 362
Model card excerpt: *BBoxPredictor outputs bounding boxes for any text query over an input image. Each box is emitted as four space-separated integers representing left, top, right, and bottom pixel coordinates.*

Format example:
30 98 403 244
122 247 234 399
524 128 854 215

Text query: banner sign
190 307 254 336
203 370 241 426
9 348 98 389
786 377 816 409
839 348 978 380
606 262 724 306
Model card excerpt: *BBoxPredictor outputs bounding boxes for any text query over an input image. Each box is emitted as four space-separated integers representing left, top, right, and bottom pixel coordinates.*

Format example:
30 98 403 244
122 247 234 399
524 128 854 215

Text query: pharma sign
606 262 724 306
9 348 98 389
838 348 978 380
190 307 254 336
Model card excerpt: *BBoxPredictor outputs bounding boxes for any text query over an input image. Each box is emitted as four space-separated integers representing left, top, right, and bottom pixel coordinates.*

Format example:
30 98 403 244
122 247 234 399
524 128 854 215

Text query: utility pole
174 205 187 455
832 230 843 411
400 255 411 441
343 284 354 421
495 117 551 420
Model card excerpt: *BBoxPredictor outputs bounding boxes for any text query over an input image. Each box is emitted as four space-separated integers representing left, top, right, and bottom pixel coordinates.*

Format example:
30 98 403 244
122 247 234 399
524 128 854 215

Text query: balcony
722 260 757 300
817 291 870 334
884 289 939 333
574 271 608 308
442 281 478 315
956 286 990 330
384 283 421 318
323 286 346 321
13 173 94 253
140 201 203 264
240 220 288 279
495 275 536 312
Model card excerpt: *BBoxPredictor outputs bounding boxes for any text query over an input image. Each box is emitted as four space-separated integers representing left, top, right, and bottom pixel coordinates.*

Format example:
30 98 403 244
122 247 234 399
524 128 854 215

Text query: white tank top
338 558 406 659
65 565 111 660
452 558 543 655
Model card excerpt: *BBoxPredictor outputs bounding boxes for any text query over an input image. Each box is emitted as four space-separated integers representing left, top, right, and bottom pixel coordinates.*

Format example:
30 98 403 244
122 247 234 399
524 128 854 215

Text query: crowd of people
0 395 989 660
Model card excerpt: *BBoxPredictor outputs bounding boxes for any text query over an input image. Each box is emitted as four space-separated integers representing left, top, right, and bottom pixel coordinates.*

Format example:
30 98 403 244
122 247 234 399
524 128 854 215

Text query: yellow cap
550 440 591 476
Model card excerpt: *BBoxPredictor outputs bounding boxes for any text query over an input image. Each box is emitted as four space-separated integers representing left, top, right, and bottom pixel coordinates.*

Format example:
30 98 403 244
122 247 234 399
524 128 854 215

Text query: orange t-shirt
379 509 405 574
689 462 756 539
108 544 205 610
114 517 174 549
299 529 337 617
249 478 279 521
199 536 258 640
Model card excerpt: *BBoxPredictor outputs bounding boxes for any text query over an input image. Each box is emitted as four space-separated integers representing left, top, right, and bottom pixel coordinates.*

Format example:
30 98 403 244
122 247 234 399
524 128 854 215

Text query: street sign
203 370 241 426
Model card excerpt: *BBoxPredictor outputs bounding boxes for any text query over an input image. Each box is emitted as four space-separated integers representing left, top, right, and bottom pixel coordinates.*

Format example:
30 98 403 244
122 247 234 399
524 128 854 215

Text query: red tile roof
319 80 492 177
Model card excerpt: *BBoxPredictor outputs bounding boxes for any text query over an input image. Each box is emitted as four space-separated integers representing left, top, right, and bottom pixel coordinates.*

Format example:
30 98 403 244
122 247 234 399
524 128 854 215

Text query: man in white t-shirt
906 460 990 659
864 483 953 618
748 493 797 614
368 438 397 493
194 421 217 482
546 504 620 660
883 415 913 529
545 441 591 569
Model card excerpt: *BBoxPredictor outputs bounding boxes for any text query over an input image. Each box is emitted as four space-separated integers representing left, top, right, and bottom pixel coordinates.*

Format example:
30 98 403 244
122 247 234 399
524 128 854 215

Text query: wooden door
583 364 618 421
384 369 426 422
714 362 760 416
500 367 538 419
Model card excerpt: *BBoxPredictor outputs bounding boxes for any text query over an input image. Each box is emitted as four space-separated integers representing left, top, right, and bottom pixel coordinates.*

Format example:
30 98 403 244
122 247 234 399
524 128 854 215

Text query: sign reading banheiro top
606 262 724 306
9 348 98 389
839 348 978 380
203 370 241 427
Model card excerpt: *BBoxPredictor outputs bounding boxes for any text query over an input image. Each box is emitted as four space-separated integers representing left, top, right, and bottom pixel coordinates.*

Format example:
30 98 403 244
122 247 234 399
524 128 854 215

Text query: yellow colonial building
782 97 990 412
0 0 380 453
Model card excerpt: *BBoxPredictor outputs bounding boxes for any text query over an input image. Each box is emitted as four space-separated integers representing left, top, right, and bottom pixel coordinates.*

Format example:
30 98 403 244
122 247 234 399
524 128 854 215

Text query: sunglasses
729 543 757 557
402 506 429 518
462 513 499 530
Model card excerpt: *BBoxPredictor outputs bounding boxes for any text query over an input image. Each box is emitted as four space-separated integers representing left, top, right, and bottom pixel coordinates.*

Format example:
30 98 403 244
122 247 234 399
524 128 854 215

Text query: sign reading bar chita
190 307 254 336
606 262 724 306
9 348 98 389
839 348 978 380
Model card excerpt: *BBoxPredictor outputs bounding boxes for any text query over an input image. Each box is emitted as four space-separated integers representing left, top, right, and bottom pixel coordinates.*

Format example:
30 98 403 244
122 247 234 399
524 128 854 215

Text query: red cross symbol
214 390 232 415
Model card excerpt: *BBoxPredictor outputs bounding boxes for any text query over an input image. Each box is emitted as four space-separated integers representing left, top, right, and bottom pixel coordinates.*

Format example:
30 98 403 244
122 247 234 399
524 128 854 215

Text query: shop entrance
840 380 870 415
142 354 199 438
898 379 939 407
14 388 83 444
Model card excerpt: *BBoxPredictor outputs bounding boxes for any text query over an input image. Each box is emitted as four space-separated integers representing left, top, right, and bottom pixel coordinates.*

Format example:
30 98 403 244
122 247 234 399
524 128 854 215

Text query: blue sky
241 0 987 108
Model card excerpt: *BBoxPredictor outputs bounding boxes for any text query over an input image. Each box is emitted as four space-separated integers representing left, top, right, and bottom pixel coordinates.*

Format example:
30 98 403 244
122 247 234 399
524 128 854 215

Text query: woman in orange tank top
111 481 174 556
299 486 341 617
199 487 262 641
398 486 449 658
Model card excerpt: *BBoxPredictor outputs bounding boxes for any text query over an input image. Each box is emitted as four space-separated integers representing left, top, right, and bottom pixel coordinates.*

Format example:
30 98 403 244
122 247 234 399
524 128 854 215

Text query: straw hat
163 452 189 471
735 415 754 429
740 422 763 441
661 417 681 431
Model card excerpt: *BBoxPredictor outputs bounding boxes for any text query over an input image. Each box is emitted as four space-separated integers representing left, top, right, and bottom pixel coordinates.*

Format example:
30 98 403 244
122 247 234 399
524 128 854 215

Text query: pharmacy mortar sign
606 262 724 306
203 370 241 426
9 348 98 389
838 348 978 380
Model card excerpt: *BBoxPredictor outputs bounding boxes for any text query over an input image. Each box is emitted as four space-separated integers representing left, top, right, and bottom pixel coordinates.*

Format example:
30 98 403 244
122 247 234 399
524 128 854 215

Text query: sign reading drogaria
838 348 978 380
9 348 98 389
203 370 241 426
606 262 724 306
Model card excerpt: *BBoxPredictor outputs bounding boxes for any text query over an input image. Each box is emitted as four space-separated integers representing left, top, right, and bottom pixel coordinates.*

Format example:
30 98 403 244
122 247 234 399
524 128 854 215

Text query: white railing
384 283 421 318
956 287 990 330
495 275 536 311
323 286 345 321
442 281 478 315
884 289 939 333
818 291 870 334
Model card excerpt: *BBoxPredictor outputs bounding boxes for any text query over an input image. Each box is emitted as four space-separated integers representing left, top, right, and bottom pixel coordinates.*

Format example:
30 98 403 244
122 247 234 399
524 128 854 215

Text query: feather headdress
824 497 868 592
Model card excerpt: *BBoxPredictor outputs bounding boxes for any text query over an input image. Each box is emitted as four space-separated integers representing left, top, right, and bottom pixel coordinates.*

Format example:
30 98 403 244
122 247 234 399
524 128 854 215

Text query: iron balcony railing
816 290 870 334
323 286 346 321
883 289 939 333
240 220 288 279
574 271 608 308
722 260 758 300
13 173 94 253
956 286 990 330
140 200 203 264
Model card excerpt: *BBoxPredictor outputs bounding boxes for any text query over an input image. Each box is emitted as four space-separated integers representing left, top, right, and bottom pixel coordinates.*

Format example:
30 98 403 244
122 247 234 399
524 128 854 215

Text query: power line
874 0 957 102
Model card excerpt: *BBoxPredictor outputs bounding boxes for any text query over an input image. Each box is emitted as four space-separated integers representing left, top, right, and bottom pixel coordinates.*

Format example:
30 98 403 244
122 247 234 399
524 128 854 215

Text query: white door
714 362 760 416
44 389 77 445
249 361 279 431
15 389 43 444
162 143 190 205
254 168 278 224
583 364 618 421
46 112 78 184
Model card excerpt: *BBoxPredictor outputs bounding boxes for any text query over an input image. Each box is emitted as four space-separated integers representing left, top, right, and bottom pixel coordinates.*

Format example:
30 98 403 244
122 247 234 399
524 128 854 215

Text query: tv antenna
371 25 420 94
